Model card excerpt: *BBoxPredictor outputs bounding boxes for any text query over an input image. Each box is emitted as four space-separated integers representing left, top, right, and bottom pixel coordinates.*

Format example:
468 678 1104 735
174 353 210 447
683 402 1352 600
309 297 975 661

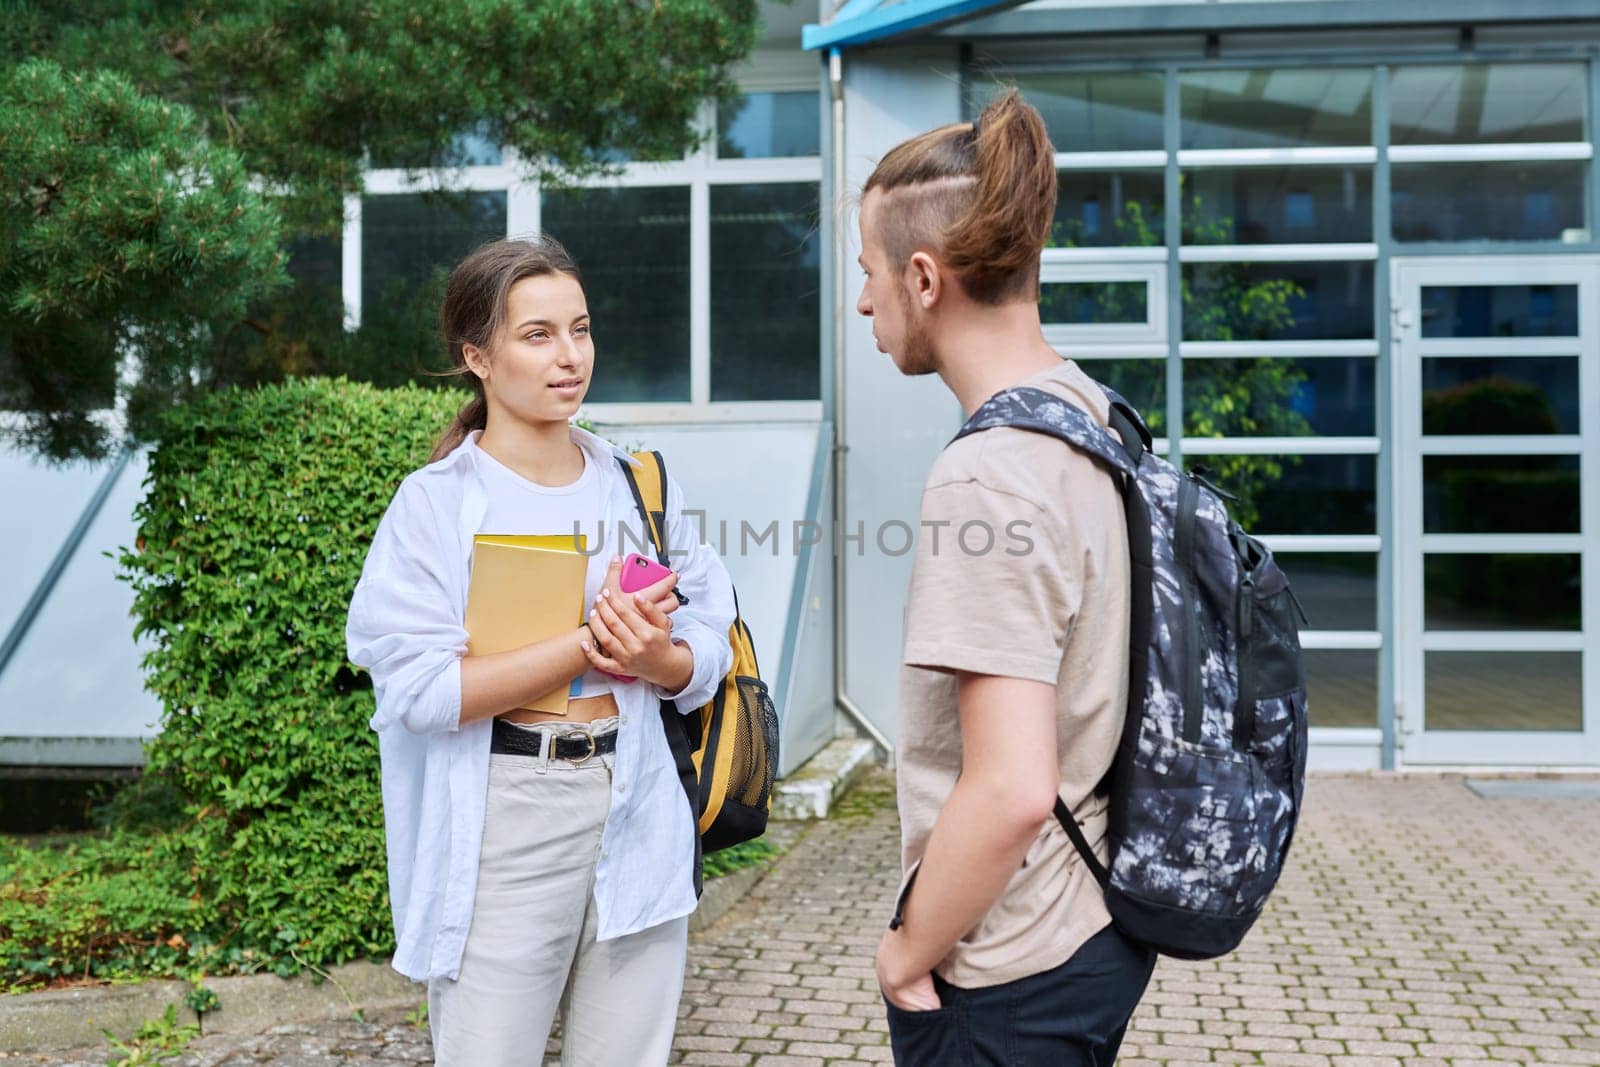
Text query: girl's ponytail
429 394 488 464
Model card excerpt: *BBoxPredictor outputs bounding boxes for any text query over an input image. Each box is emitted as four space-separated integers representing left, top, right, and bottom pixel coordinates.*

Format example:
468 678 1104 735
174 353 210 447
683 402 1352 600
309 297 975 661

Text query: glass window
1423 455 1580 534
1425 554 1581 631
541 186 691 403
1277 553 1378 631
1186 454 1375 535
977 73 1164 152
285 235 341 289
1052 170 1164 248
0 453 106 637
1181 69 1373 150
1076 359 1166 432
1184 357 1375 437
370 124 503 169
361 192 507 311
1425 651 1581 731
1421 285 1578 338
1423 357 1580 436
1040 282 1148 326
0 451 163 751
1304 649 1378 728
1391 63 1587 145
1185 261 1374 341
1393 162 1586 243
1184 167 1372 245
710 183 821 401
717 91 820 159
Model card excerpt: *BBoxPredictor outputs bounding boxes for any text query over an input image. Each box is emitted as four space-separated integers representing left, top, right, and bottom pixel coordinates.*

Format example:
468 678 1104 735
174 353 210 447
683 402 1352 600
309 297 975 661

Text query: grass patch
701 838 779 880
828 768 897 822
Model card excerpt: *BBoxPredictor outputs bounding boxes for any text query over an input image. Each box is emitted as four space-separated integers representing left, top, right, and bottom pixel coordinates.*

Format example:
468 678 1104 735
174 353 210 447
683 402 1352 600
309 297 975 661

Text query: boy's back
897 356 1131 987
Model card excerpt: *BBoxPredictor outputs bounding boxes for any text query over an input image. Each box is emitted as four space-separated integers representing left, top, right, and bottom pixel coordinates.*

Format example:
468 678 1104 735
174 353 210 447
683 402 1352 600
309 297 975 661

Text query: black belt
491 717 618 763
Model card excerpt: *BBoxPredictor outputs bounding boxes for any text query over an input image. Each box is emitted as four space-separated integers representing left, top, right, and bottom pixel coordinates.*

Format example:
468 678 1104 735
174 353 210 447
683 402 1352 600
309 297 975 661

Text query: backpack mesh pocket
730 676 779 810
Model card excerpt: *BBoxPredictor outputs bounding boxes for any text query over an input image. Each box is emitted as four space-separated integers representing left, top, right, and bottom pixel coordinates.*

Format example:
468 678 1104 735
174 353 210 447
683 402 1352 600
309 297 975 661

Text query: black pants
884 924 1156 1066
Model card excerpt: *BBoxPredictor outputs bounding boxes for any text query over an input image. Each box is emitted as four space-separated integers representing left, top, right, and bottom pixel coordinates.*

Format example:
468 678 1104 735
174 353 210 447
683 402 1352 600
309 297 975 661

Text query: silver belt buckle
558 728 597 766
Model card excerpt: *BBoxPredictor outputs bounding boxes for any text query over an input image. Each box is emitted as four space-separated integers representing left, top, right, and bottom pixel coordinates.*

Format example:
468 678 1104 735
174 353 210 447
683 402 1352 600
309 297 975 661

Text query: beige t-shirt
896 357 1131 989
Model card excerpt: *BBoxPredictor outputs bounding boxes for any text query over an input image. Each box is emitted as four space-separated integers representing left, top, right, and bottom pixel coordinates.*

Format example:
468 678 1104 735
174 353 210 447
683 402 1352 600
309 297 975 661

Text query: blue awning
802 0 1023 52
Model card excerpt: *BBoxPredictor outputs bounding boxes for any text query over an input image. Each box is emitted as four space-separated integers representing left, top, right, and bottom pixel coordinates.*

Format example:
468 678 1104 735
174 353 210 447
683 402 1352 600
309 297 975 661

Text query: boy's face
856 190 936 376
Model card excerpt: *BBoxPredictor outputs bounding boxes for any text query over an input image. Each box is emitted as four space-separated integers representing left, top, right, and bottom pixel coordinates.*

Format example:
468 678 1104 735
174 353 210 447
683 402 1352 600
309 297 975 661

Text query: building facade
5 0 1598 777
818 0 1600 771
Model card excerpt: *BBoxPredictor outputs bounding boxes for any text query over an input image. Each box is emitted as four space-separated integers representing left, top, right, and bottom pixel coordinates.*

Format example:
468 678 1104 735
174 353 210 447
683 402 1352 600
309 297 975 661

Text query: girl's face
466 272 594 425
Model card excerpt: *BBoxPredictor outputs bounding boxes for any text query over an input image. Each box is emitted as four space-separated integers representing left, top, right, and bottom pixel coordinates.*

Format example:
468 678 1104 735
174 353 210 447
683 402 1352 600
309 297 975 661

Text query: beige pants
428 719 688 1067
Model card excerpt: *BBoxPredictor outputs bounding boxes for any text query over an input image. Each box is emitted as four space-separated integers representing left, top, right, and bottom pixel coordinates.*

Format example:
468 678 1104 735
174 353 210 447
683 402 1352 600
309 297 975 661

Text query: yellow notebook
465 533 588 716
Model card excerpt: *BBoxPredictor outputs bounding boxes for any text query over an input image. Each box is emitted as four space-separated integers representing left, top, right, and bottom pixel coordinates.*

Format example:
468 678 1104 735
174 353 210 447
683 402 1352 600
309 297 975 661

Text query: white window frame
1391 254 1600 766
345 84 825 425
1039 261 1167 347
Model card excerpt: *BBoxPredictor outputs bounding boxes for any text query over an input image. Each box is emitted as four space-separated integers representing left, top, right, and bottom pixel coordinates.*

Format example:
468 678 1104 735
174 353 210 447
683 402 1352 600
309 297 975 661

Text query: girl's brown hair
427 236 584 462
862 88 1056 305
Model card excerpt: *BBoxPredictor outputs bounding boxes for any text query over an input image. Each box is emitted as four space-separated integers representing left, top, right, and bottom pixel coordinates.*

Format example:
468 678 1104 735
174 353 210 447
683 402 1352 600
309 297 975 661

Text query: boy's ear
908 250 942 309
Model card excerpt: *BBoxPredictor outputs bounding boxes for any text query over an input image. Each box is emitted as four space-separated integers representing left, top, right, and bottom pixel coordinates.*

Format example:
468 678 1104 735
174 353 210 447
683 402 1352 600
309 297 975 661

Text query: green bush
1 378 762 992
2 379 459 991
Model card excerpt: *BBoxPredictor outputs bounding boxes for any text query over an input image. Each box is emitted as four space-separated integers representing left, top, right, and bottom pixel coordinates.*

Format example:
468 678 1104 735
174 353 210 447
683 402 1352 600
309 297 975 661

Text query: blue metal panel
941 0 1600 41
803 0 1023 52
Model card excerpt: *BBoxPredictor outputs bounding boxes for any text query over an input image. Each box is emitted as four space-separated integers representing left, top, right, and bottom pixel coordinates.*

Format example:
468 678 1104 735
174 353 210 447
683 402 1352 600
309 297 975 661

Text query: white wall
836 48 967 748
597 419 834 774
0 451 160 765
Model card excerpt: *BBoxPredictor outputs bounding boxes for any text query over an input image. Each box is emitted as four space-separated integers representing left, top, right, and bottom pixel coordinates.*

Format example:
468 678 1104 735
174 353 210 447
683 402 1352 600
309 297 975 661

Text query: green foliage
2 1 763 460
119 379 464 970
1 380 464 992
0 378 749 991
1422 376 1560 436
102 1004 200 1067
700 837 778 880
0 830 204 991
1048 180 1310 527
12 1 761 234
184 979 221 1016
0 58 288 460
1050 198 1161 250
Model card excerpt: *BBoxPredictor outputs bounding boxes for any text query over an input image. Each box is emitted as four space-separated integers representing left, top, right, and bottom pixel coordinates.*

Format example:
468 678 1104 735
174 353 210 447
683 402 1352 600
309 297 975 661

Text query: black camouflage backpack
954 383 1309 960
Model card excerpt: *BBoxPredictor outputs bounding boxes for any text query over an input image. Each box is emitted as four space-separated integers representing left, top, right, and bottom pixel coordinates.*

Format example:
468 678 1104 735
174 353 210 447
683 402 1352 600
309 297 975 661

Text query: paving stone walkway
15 768 1600 1065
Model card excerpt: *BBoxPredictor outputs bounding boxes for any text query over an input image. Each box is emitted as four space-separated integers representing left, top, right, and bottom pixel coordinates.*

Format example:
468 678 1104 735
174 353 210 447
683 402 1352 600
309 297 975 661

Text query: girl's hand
599 557 681 618
583 587 692 690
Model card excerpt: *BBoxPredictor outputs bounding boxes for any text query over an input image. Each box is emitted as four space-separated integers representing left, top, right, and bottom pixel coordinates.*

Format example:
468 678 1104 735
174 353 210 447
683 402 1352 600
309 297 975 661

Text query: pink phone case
619 552 674 594
596 554 677 684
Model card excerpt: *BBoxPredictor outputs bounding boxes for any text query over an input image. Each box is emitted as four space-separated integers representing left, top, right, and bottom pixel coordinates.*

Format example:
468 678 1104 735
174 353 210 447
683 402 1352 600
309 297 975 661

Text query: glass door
1392 256 1599 765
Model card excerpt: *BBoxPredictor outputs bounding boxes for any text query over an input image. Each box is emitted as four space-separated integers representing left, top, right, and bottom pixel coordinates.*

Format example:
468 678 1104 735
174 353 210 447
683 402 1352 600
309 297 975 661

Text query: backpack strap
953 386 1139 481
618 451 670 566
1054 798 1111 890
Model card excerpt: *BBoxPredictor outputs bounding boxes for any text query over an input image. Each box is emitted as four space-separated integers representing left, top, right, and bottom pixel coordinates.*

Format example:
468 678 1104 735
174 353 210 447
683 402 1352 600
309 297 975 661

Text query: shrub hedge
0 378 774 992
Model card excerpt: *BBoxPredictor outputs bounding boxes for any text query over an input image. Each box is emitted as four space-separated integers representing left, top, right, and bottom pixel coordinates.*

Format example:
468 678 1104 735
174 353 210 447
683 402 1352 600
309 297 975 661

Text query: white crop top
470 439 612 699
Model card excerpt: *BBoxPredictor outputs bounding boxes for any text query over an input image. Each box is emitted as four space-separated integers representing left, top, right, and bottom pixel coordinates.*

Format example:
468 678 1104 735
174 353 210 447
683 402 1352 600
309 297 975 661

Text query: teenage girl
346 236 734 1065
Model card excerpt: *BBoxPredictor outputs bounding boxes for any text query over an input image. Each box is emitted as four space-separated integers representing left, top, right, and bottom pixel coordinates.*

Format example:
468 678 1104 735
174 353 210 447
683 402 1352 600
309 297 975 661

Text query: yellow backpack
618 451 778 874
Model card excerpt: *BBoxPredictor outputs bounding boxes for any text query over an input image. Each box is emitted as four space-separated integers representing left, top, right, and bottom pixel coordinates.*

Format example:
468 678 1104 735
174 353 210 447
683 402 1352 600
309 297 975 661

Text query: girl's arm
458 626 596 725
347 480 474 735
349 479 612 733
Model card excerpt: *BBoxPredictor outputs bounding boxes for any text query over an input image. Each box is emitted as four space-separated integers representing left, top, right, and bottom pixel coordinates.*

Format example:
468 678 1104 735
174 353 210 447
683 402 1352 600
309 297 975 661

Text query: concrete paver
10 768 1600 1065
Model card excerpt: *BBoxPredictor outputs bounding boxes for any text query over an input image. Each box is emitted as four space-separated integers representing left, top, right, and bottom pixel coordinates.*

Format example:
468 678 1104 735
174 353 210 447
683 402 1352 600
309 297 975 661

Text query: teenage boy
858 89 1157 1065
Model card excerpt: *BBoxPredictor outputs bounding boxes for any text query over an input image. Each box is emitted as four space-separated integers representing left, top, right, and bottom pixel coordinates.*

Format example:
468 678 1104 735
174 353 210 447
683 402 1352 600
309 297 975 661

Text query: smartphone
619 552 675 594
594 554 677 685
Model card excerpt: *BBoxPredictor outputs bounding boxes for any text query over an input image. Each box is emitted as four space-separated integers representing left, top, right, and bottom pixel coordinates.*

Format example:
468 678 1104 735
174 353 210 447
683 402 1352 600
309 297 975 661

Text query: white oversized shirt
345 426 736 982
